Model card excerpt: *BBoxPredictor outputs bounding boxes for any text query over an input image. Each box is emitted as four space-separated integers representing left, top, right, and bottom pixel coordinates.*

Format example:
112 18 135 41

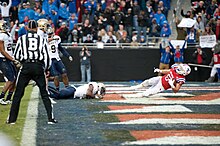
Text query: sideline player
0 20 18 105
47 26 73 91
130 63 191 97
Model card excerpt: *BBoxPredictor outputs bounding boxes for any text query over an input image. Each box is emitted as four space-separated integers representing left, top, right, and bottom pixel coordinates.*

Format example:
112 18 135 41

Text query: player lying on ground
49 82 106 99
130 63 191 97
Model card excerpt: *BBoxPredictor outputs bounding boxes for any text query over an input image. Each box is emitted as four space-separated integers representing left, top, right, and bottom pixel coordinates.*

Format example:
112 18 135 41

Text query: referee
7 20 57 124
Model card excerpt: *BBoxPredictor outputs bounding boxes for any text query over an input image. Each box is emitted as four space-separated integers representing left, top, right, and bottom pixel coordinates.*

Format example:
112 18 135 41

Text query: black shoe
48 119 58 124
6 120 15 125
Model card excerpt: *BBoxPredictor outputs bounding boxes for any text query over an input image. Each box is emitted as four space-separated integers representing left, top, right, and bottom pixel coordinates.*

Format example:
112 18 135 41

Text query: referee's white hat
28 20 38 29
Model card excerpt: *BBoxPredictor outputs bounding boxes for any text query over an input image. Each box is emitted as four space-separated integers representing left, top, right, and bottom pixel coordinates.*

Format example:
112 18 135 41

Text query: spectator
137 10 149 41
80 46 92 82
202 24 215 35
34 0 42 11
187 26 200 45
68 0 77 14
82 18 93 42
214 5 220 40
18 22 28 37
130 35 139 47
149 18 161 39
175 17 187 40
158 1 168 18
122 8 133 41
132 0 141 31
58 3 70 22
119 31 130 44
106 31 117 43
169 36 188 64
42 0 59 27
18 2 35 23
68 13 78 31
0 0 12 26
115 24 126 41
153 8 167 27
160 20 171 37
113 7 124 31
206 0 218 17
192 46 208 81
139 35 146 46
193 1 206 15
158 42 173 75
84 34 93 43
194 16 205 33
98 28 108 43
10 6 18 23
55 22 70 43
181 8 194 18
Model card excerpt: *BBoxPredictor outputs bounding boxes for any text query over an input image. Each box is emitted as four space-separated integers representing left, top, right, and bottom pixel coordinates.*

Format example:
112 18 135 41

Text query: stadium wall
62 47 213 82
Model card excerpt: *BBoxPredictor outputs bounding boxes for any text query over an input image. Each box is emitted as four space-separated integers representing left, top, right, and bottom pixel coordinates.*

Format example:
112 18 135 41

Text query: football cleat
48 119 58 124
0 98 7 105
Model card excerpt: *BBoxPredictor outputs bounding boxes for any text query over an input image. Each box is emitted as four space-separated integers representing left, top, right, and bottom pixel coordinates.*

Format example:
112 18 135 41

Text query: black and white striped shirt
14 32 51 70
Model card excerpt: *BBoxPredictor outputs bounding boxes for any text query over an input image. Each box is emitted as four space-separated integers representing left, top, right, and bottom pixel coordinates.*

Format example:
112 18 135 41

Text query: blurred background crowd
0 0 220 44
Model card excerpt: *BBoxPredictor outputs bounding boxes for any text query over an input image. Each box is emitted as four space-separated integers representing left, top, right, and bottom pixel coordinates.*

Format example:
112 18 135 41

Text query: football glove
69 56 73 62
154 68 161 73
13 60 22 68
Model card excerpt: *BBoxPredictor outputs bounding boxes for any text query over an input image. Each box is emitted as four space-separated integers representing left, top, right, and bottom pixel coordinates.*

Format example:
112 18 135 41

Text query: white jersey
48 35 61 61
37 28 52 69
74 82 99 98
0 32 13 58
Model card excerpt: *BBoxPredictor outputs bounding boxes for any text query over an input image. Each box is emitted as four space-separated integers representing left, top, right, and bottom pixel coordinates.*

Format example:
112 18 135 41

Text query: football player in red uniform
130 63 191 97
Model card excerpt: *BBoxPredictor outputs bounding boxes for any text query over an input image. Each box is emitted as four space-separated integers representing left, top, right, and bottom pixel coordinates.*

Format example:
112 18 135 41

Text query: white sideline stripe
122 136 220 145
109 118 220 125
101 98 220 105
21 86 39 146
103 105 192 113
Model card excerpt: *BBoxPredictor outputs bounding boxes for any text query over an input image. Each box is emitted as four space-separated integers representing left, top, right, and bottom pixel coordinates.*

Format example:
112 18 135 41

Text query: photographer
80 46 91 82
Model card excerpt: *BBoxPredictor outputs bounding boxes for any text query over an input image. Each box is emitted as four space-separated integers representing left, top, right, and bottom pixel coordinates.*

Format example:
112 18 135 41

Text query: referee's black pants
8 62 53 123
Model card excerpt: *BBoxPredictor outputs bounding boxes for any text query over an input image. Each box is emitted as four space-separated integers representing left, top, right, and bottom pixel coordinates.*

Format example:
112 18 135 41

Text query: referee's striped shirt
14 32 51 70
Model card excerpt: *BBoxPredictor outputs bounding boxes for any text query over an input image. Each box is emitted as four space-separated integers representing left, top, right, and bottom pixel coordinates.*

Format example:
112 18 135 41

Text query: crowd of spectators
176 0 220 45
0 0 219 45
0 0 172 44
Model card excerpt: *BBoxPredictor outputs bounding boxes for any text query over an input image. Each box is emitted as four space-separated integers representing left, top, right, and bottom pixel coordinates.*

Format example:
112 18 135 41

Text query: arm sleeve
58 43 70 58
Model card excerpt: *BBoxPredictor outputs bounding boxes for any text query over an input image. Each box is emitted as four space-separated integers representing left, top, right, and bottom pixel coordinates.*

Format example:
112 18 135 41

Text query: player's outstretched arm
168 79 182 93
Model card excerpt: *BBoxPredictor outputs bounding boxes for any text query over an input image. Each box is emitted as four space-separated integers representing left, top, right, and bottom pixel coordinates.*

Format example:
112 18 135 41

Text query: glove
168 78 175 88
69 56 73 62
154 68 161 73
13 60 22 68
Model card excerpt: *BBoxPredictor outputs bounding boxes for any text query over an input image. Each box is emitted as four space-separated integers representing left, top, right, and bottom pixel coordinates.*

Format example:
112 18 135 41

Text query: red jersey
161 68 185 90
214 54 220 64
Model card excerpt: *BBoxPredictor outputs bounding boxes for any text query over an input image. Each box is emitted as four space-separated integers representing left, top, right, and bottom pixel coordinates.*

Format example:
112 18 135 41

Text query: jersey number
165 72 174 81
28 38 38 51
50 45 56 53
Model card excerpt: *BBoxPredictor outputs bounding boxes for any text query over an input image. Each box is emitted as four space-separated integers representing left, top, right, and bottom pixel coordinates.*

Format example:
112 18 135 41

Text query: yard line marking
116 114 220 122
103 105 192 113
122 136 220 145
21 86 39 146
109 118 220 125
101 98 220 105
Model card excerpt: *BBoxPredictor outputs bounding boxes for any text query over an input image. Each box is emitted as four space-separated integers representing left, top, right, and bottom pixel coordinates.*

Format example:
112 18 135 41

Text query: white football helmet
97 83 106 96
0 20 9 32
37 19 49 32
175 64 191 76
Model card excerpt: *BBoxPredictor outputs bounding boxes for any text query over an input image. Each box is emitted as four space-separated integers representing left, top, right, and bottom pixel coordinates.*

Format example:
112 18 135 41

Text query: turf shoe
48 119 58 124
0 98 7 105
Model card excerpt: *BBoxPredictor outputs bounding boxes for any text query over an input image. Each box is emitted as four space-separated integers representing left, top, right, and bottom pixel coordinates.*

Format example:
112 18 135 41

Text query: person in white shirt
0 0 12 26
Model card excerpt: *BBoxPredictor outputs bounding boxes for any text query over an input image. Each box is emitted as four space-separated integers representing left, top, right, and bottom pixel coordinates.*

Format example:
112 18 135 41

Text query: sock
0 92 5 99
6 92 13 101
